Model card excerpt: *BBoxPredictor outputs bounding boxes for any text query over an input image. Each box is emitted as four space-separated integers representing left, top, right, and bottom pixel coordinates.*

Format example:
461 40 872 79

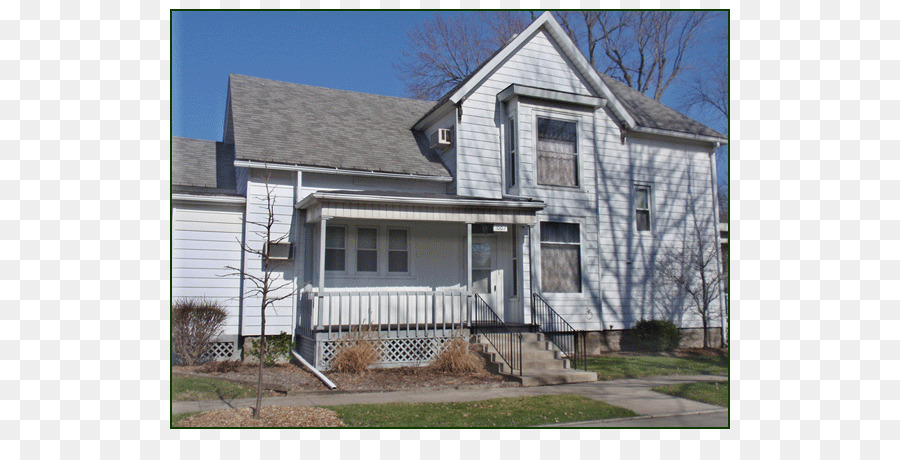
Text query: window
506 117 517 189
356 227 377 272
388 229 408 272
635 185 651 232
537 117 578 187
324 226 345 271
540 222 581 293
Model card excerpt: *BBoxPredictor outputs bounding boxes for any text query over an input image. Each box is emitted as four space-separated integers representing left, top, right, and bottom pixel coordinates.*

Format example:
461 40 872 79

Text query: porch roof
297 191 545 225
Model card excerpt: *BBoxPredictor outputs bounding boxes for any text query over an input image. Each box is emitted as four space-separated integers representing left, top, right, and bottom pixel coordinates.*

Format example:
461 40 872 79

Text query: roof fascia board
498 84 606 108
296 191 546 211
233 160 453 182
172 193 247 205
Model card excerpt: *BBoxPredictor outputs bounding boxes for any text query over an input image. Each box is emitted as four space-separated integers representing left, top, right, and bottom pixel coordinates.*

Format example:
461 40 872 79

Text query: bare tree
224 170 296 418
396 11 714 102
655 222 724 348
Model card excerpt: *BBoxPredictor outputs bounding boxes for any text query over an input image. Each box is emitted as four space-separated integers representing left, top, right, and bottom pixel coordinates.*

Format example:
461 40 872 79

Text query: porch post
318 217 327 291
466 222 473 292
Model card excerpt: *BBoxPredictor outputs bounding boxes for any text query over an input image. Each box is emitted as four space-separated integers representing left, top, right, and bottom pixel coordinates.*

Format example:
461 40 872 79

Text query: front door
472 235 503 318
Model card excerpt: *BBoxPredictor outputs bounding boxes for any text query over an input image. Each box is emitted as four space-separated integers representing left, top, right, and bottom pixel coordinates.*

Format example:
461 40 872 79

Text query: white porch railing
299 288 470 340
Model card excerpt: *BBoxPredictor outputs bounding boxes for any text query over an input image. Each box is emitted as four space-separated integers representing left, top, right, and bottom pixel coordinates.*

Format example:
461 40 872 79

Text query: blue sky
173 11 727 141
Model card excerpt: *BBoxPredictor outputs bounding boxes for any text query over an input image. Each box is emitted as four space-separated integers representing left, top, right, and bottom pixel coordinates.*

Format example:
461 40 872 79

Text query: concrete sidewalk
173 374 727 427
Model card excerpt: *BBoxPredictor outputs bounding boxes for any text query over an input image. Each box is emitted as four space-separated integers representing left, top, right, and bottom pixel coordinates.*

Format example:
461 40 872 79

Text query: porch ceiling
297 191 545 225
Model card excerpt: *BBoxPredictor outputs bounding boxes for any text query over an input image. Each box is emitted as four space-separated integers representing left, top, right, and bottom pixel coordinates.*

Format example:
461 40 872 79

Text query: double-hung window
506 117 517 189
537 117 578 187
324 226 346 271
388 229 409 273
356 227 378 272
540 222 581 293
635 185 652 233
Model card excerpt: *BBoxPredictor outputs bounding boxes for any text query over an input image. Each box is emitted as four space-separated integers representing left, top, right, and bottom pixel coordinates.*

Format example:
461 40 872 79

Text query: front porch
294 191 545 369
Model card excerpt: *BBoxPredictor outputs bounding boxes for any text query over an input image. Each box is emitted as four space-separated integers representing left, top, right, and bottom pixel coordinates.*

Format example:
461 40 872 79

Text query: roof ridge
229 73 437 106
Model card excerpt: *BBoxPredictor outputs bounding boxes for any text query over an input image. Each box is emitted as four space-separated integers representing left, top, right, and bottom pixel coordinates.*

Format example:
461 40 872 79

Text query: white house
172 13 727 377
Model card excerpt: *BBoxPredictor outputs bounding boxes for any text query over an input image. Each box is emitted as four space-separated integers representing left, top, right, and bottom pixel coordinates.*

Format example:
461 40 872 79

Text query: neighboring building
172 12 728 371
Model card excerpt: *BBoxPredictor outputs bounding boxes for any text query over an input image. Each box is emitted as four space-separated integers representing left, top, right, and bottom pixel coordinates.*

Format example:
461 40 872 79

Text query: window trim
538 220 583 294
533 112 582 189
634 184 653 234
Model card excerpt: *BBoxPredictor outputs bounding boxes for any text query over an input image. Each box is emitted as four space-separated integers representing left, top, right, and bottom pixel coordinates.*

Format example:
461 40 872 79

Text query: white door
472 235 503 318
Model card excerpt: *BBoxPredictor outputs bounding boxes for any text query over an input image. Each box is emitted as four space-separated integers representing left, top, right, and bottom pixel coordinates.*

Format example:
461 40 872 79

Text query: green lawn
653 381 729 407
173 375 261 401
326 394 636 428
585 354 728 380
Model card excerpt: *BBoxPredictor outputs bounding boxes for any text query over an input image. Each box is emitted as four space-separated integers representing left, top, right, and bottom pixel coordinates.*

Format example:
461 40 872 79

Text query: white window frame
634 184 653 234
533 111 582 190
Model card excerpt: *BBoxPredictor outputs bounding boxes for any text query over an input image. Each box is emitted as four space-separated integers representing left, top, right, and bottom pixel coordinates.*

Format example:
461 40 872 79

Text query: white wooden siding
172 202 245 336
455 28 596 199
241 169 298 336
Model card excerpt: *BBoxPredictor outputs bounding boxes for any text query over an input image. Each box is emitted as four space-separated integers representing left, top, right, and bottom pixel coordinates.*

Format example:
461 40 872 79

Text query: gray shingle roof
172 136 238 194
597 73 726 140
228 74 450 178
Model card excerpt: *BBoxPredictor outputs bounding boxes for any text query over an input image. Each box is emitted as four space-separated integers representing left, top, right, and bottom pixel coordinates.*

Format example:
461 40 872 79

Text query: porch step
471 333 597 387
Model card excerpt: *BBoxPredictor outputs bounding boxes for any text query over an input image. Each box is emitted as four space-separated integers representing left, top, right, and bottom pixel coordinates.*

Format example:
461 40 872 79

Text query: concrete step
520 358 569 371
512 369 598 387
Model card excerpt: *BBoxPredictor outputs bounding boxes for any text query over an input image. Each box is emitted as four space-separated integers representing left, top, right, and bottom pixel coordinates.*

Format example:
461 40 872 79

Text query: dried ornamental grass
330 336 379 374
430 337 484 373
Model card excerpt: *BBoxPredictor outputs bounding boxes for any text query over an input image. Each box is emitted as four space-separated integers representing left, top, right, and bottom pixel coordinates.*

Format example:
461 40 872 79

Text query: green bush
631 319 681 351
248 332 293 366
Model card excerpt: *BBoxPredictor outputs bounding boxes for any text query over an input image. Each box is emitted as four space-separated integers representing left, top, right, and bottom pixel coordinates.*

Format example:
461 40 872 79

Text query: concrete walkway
174 374 727 427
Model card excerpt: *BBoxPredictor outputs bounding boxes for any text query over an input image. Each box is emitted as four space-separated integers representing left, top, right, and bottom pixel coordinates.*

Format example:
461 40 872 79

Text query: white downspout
290 349 337 390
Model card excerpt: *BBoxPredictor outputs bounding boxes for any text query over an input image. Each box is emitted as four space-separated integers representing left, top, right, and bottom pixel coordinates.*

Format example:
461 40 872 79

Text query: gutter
233 160 453 183
172 193 246 205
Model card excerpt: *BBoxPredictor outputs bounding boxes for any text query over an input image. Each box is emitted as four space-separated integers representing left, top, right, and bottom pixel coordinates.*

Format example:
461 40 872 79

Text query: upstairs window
324 226 346 271
537 117 578 187
540 222 581 293
506 117 517 189
635 185 652 232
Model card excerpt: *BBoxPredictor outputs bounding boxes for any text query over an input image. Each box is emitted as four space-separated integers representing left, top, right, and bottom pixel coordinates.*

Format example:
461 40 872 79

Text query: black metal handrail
531 293 586 371
470 294 522 376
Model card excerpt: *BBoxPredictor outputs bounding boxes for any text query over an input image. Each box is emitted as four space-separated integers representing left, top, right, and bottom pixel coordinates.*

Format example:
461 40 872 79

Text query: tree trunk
255 294 266 418
701 314 709 348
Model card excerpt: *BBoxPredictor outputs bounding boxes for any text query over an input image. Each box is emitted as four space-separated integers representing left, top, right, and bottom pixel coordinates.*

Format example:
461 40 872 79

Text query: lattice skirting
202 340 237 361
316 335 462 370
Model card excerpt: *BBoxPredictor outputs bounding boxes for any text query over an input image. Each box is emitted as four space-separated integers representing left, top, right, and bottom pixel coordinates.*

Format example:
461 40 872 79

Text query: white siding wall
595 135 720 330
455 29 595 199
241 169 298 336
172 202 245 336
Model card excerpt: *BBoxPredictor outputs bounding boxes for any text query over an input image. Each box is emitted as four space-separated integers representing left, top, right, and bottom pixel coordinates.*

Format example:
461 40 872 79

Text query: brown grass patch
430 337 484 373
174 406 344 427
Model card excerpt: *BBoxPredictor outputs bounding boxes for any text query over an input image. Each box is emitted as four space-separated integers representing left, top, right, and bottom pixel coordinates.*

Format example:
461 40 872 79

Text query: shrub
330 330 379 374
247 332 293 366
631 319 681 351
172 298 228 366
430 337 484 373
